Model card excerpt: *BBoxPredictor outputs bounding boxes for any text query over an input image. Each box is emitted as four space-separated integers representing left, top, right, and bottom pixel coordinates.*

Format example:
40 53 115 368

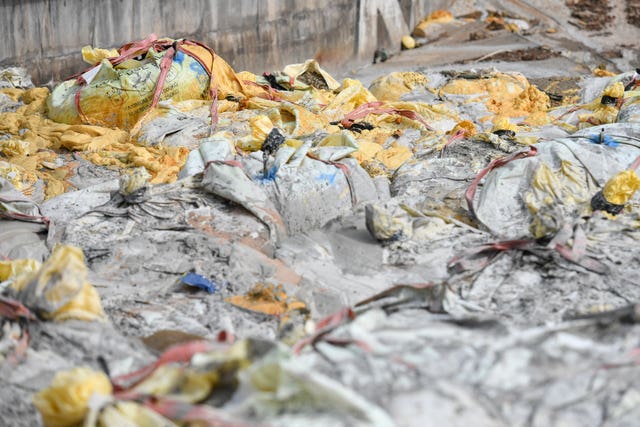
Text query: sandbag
473 136 640 238
47 35 248 130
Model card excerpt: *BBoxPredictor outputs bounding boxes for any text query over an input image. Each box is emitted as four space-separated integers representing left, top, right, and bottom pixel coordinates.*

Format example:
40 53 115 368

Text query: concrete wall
0 0 448 84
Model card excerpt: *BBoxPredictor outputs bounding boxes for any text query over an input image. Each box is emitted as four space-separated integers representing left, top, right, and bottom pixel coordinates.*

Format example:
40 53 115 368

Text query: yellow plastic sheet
81 46 119 65
33 367 112 427
323 79 377 121
237 115 274 152
374 145 413 170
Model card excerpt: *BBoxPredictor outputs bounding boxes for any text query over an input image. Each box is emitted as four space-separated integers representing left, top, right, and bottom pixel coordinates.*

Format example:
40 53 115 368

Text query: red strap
0 296 37 321
465 146 538 220
306 153 358 206
111 340 213 391
110 34 160 66
68 35 223 132
73 76 92 125
447 239 534 273
340 101 434 130
149 46 175 110
341 101 385 125
292 307 355 354
440 129 466 157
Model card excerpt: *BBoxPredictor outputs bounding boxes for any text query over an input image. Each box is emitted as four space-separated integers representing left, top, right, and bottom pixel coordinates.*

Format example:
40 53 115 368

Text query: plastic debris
179 272 217 294
5 6 640 425
592 169 640 214
365 202 413 242
9 245 106 322
33 367 113 427
283 59 341 91
226 283 306 317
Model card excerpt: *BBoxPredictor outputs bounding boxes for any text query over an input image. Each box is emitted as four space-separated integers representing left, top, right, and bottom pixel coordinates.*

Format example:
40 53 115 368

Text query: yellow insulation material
0 87 191 196
440 73 549 120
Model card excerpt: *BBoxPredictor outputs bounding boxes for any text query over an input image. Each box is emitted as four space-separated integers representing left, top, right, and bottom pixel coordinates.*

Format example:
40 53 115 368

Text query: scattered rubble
566 0 614 31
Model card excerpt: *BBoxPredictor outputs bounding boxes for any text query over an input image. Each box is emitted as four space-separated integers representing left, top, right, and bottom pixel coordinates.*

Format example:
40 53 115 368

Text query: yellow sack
47 37 252 130
10 245 106 322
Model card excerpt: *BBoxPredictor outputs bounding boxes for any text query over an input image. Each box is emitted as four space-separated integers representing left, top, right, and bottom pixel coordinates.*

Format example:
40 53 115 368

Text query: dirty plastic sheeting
3 3 640 426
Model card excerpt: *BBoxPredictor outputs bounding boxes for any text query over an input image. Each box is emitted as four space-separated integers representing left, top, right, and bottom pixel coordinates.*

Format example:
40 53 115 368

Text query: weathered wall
0 0 447 84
